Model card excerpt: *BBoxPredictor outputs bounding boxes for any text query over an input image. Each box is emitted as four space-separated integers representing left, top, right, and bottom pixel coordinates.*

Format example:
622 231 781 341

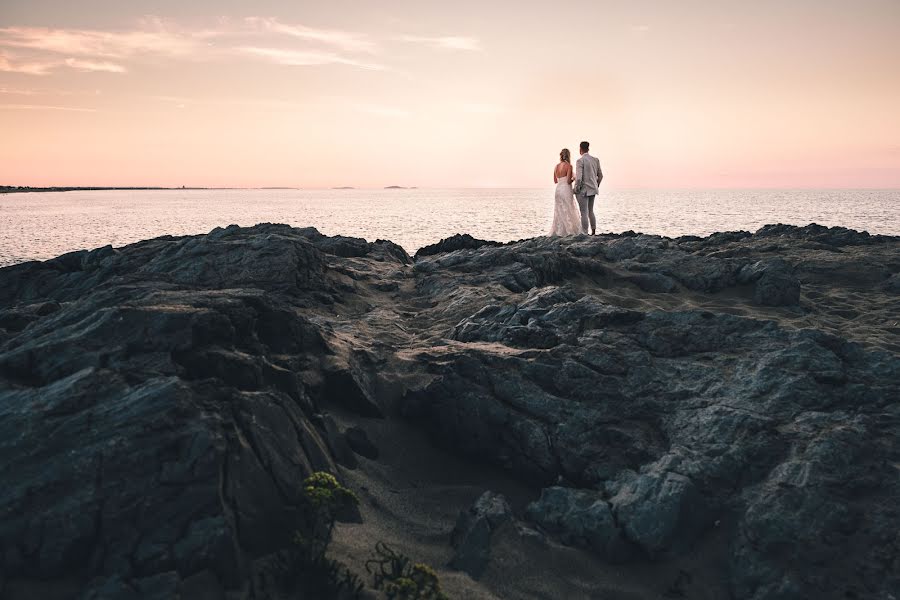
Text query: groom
575 141 603 235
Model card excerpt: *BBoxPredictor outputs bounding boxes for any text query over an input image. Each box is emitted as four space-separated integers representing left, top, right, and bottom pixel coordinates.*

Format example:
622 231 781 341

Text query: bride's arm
568 164 574 183
553 166 558 184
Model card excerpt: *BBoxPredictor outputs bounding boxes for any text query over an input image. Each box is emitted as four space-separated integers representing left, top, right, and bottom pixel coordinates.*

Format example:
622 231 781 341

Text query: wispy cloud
0 24 199 59
243 17 377 54
0 51 56 75
237 46 385 70
396 35 481 51
0 86 36 95
64 58 126 73
0 103 97 112
0 85 97 96
0 52 125 75
0 19 480 76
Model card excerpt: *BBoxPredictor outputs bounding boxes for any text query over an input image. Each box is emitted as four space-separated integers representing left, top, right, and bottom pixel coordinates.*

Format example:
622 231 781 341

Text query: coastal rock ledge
0 223 897 600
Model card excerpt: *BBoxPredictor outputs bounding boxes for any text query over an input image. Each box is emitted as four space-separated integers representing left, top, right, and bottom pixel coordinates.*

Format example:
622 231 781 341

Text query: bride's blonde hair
560 148 571 163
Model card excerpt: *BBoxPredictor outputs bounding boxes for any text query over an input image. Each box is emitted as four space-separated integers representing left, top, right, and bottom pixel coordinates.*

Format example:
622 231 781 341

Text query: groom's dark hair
580 141 590 152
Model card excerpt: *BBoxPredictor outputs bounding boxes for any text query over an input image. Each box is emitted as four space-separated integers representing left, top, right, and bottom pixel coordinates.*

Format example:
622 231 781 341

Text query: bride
549 148 582 236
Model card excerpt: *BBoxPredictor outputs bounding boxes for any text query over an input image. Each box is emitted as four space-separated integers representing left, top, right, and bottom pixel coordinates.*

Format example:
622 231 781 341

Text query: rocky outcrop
1 222 898 600
413 234 504 259
405 225 900 600
0 224 411 599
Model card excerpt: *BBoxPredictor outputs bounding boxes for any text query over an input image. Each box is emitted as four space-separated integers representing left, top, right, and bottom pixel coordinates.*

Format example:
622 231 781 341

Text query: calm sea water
0 188 897 267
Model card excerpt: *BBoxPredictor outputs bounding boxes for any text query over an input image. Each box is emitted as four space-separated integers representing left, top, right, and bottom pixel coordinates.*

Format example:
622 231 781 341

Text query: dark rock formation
0 224 411 599
405 225 900 600
525 487 631 561
344 427 379 460
1 222 898 600
413 233 504 259
449 492 512 578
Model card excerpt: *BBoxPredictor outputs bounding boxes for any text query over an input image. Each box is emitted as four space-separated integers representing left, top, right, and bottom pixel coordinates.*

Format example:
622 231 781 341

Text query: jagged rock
525 487 631 561
882 272 900 293
608 467 708 557
753 223 881 246
321 414 359 469
621 271 679 293
403 226 899 600
320 351 385 418
738 259 801 306
449 491 512 578
451 286 642 349
0 224 409 597
414 233 504 258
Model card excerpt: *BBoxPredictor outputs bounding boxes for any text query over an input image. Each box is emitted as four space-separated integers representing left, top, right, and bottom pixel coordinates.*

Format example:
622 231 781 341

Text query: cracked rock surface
1 222 898 600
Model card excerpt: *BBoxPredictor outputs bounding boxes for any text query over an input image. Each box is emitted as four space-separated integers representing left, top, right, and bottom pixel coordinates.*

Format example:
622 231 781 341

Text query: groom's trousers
576 194 596 234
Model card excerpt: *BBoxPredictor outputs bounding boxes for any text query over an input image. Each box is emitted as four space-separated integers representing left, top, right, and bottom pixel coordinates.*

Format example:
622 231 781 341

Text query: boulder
449 491 512 578
525 487 631 561
738 259 801 306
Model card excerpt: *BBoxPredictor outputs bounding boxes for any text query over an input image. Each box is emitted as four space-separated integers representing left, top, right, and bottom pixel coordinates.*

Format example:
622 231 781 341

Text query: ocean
1 188 897 267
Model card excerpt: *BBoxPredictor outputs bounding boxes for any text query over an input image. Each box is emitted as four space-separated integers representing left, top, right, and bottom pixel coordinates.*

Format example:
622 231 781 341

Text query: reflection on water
0 188 897 266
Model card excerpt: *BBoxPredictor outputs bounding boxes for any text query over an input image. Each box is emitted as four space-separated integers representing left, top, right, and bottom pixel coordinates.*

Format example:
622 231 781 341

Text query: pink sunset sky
1 0 899 189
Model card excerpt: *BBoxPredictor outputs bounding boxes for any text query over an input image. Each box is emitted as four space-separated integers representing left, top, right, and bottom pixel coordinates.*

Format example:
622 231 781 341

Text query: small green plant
303 472 359 510
299 471 359 556
365 542 449 600
273 471 363 599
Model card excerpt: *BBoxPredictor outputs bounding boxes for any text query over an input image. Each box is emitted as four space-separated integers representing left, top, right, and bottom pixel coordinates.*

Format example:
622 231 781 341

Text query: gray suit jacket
575 153 603 196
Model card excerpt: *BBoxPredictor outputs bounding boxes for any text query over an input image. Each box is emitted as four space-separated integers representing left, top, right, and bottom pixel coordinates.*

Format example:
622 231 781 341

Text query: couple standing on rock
549 140 604 237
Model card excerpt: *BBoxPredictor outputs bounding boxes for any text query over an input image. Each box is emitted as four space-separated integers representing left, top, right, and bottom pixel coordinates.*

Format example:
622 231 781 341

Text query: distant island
332 186 355 190
384 186 417 189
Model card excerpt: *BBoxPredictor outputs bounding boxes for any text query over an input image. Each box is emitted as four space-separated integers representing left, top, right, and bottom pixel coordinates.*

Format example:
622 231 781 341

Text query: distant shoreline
0 186 298 194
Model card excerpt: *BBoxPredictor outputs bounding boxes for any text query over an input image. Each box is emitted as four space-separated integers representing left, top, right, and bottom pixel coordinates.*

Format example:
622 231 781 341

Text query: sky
1 0 899 189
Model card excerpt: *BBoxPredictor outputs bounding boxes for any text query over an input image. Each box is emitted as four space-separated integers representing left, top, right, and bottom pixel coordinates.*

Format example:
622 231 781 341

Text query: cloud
0 87 36 94
631 25 651 33
237 46 385 70
0 19 478 76
0 103 96 112
397 35 481 51
0 51 125 75
64 58 126 73
0 85 93 96
0 24 199 59
243 17 377 54
0 51 56 75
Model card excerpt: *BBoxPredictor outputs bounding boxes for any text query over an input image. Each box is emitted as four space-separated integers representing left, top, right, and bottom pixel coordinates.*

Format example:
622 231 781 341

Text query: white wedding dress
549 168 582 236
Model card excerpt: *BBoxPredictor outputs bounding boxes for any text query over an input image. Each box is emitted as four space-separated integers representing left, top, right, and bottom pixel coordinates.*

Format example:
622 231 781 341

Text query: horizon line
3 185 900 193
